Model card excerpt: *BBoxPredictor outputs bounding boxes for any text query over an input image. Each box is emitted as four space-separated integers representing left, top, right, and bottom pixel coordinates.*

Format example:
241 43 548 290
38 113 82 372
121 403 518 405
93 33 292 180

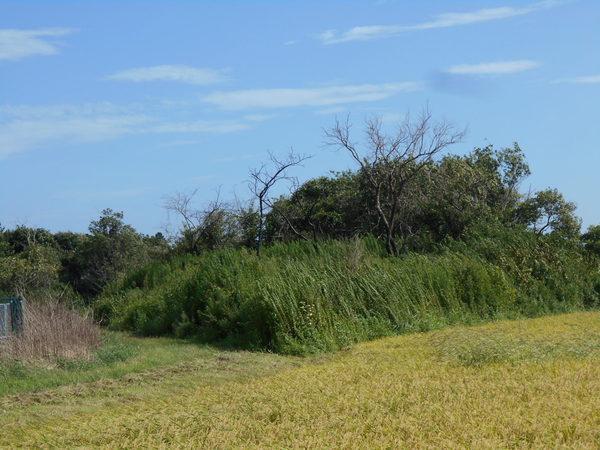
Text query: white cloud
553 74 600 84
319 1 563 44
0 103 256 158
0 102 130 119
0 115 148 158
107 65 228 85
0 28 74 60
203 82 422 110
445 60 540 75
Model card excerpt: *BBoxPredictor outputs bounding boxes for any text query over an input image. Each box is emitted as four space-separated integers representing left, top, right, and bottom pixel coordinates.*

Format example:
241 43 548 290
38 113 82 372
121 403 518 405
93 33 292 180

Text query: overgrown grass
97 234 599 354
2 312 599 448
0 300 102 363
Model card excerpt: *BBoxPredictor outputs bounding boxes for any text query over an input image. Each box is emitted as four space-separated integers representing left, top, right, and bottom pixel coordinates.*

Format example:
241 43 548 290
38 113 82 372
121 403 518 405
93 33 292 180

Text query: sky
1 0 599 234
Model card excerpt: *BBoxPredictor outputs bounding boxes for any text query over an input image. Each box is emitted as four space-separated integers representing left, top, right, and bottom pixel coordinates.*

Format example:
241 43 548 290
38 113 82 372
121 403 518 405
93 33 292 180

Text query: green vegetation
96 231 599 354
1 113 599 359
1 111 598 444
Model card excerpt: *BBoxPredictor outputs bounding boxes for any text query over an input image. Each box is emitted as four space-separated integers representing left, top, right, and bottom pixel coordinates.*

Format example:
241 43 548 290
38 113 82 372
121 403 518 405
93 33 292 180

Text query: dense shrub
0 244 62 297
97 235 599 354
443 225 600 311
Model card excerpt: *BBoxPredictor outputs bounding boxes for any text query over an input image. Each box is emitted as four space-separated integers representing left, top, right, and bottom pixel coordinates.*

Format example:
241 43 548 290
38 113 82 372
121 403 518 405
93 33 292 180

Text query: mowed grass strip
2 311 599 448
0 333 299 398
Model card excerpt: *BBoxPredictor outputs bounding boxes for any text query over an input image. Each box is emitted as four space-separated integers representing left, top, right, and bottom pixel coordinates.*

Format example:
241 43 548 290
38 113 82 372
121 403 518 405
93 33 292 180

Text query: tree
249 150 310 256
496 143 531 212
73 209 148 298
4 225 56 254
582 225 600 256
0 244 61 296
267 172 369 242
235 205 261 249
325 108 465 255
515 189 581 238
421 144 530 241
165 191 254 254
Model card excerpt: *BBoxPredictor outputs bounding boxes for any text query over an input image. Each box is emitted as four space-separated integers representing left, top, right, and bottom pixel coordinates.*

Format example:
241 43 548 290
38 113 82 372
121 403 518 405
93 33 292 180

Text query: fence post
10 296 24 335
0 303 8 338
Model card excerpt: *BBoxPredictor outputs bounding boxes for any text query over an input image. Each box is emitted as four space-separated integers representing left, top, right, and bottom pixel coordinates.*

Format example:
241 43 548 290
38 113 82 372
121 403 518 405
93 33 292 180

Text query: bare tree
164 188 235 253
249 150 311 256
325 108 465 255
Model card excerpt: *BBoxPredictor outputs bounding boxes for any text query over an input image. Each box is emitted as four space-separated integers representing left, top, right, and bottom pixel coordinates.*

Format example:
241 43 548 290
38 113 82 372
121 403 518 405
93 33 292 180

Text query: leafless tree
164 188 234 253
249 150 311 256
324 108 465 255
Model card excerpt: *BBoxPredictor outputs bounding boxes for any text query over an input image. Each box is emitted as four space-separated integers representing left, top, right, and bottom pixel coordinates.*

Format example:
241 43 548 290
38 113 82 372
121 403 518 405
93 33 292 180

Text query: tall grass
97 236 599 354
0 300 102 363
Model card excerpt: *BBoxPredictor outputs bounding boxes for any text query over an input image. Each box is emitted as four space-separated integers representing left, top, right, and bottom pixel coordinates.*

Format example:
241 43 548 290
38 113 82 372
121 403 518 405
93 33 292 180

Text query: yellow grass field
2 311 599 448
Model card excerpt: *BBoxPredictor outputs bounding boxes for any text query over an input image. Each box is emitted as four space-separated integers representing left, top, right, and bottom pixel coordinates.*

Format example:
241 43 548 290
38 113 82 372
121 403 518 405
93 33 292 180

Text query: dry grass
1 311 599 448
0 300 101 364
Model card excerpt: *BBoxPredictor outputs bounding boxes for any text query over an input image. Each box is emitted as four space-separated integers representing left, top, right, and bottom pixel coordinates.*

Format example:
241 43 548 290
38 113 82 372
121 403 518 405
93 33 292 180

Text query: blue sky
1 0 599 234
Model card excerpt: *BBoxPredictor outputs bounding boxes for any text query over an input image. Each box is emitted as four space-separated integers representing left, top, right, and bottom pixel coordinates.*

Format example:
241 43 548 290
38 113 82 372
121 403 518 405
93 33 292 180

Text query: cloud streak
0 114 148 158
203 82 422 110
107 65 228 85
445 60 540 75
318 1 563 44
0 28 75 60
553 74 600 84
0 103 254 158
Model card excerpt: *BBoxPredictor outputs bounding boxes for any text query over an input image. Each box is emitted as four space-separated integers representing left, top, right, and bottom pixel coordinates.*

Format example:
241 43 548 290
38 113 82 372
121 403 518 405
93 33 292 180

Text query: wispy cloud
553 74 600 84
0 114 148 158
445 60 540 75
107 65 228 85
318 1 563 44
0 103 255 158
0 28 75 60
203 82 422 110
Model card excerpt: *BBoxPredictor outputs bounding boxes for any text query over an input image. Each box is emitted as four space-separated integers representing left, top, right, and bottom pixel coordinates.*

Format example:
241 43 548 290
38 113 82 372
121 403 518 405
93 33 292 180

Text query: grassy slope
1 311 599 448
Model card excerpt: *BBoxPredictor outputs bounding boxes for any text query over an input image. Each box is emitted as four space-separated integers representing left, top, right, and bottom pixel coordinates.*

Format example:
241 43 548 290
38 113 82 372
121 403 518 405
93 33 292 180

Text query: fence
0 297 24 338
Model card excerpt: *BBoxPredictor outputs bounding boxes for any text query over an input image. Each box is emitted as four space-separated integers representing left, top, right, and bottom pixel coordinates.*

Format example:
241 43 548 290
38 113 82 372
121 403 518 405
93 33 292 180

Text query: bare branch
324 107 465 255
249 149 312 255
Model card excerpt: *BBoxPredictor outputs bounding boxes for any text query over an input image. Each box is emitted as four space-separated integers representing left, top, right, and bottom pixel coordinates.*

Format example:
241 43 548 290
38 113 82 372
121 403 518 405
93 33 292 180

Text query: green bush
443 225 600 311
96 234 598 355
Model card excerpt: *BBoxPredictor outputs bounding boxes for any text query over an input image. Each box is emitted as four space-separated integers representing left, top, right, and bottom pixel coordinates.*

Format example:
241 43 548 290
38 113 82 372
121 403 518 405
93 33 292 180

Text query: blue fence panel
0 303 9 338
10 297 24 335
0 297 24 337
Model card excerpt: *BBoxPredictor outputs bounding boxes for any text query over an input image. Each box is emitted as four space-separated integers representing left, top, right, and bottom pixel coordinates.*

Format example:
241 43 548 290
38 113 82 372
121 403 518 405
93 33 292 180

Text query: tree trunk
257 197 264 257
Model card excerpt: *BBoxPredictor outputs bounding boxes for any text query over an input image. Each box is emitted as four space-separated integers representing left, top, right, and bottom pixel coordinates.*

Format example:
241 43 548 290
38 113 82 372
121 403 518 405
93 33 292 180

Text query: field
1 311 599 448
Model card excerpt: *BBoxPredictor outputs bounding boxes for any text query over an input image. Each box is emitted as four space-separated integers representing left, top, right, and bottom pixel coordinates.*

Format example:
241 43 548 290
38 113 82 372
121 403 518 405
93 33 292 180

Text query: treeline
0 212 169 301
1 111 599 352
